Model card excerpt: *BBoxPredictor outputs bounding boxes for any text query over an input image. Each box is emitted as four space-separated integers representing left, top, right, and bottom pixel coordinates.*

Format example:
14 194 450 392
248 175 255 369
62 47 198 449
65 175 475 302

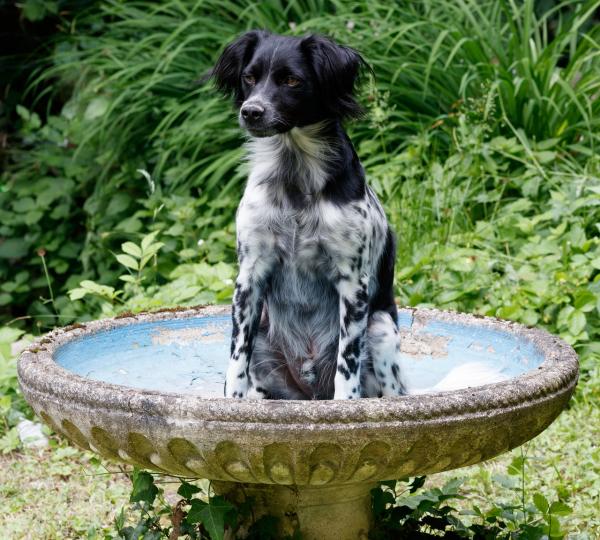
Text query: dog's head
211 31 367 137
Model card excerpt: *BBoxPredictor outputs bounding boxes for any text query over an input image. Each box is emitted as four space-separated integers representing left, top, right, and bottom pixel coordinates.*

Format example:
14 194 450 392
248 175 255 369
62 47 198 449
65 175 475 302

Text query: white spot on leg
368 311 405 396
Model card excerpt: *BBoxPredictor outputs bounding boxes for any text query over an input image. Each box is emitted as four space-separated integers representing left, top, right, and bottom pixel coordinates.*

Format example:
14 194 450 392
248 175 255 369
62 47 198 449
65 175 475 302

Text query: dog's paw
333 384 361 400
224 373 248 398
246 386 267 399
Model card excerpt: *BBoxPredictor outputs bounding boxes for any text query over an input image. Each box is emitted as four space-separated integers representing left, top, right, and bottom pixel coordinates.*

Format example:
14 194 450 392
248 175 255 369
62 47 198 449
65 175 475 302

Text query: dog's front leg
333 273 370 399
225 257 271 398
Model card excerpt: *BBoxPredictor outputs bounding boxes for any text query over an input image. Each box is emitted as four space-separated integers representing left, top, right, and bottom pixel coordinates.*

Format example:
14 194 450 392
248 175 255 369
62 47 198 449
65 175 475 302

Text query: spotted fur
212 31 406 399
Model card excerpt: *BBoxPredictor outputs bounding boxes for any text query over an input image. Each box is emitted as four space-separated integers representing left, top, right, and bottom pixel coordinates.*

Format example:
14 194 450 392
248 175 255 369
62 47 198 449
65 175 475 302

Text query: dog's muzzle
239 99 280 137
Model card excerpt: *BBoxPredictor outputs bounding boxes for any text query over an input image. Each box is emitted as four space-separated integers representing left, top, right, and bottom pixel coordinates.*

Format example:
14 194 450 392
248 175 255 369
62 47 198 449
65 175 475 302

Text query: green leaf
16 104 30 120
68 288 88 301
573 290 596 312
533 492 549 514
567 309 586 336
548 501 572 515
437 290 465 304
0 427 20 454
0 238 29 259
84 96 109 120
0 327 24 344
139 251 161 271
129 470 158 505
115 254 139 271
142 242 164 257
0 395 11 413
79 280 116 298
114 507 126 531
21 0 58 21
556 306 574 329
177 480 201 499
492 474 519 489
189 496 235 540
507 455 525 476
409 476 426 493
12 197 36 213
141 231 160 252
533 150 556 164
186 498 208 524
372 487 395 516
545 514 564 538
121 242 142 258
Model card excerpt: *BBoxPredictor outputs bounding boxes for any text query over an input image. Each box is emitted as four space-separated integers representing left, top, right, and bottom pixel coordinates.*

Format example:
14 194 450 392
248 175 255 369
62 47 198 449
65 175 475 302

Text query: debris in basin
151 324 227 346
399 329 450 358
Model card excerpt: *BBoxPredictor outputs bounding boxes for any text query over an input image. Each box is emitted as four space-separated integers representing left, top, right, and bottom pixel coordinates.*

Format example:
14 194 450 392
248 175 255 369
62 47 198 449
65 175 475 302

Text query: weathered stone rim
17 305 579 425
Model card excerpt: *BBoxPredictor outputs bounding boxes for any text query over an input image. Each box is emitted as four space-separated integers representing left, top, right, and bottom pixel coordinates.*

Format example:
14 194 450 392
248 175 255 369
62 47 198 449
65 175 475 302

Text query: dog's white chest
238 184 336 263
280 211 326 267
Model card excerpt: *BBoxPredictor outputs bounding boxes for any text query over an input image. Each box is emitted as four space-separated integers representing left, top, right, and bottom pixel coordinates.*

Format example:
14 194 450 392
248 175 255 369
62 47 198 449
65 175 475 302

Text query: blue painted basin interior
55 312 544 398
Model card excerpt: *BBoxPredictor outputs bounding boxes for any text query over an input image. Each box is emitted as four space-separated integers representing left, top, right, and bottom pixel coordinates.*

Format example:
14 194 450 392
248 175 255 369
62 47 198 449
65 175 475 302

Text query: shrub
2 0 599 329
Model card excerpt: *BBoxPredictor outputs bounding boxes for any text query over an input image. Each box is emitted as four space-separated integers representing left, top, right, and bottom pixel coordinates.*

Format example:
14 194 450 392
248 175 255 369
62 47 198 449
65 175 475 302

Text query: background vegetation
1 0 599 538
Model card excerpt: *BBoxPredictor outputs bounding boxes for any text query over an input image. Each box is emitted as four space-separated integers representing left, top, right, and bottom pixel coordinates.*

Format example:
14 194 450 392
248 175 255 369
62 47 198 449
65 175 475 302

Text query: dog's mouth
239 117 291 138
244 126 280 138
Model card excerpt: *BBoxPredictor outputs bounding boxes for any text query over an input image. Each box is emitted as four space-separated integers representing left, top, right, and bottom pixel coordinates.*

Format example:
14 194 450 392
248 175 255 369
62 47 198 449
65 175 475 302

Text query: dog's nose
241 104 265 122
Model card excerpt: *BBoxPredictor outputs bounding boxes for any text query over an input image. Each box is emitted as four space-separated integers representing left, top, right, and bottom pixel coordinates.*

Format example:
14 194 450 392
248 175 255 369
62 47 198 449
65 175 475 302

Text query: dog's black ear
211 30 266 103
301 34 369 120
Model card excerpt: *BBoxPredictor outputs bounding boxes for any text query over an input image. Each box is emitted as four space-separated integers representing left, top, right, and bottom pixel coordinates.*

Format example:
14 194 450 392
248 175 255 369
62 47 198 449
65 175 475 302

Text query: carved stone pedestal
214 481 376 540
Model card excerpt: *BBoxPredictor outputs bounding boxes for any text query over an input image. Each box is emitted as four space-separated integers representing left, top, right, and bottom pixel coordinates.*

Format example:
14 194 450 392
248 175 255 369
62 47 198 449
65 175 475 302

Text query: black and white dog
211 31 405 400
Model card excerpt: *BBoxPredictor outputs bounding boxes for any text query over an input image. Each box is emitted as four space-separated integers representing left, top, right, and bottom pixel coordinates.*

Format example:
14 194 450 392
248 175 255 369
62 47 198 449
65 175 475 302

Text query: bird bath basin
18 306 578 540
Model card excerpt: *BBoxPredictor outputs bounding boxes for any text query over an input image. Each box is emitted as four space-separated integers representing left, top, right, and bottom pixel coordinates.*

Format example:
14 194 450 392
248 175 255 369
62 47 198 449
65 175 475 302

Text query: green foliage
2 0 599 329
67 230 236 318
382 109 600 374
0 327 33 453
370 457 573 539
111 474 241 540
105 455 575 540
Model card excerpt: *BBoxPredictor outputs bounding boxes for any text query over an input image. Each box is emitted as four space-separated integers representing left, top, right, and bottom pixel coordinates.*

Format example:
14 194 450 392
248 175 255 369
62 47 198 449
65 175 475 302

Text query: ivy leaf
129 470 158 505
372 486 395 517
177 480 201 500
409 476 427 493
185 498 207 524
195 496 235 540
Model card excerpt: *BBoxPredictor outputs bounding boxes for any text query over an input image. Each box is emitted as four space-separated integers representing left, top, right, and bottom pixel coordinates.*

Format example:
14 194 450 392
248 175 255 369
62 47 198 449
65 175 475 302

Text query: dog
211 30 405 400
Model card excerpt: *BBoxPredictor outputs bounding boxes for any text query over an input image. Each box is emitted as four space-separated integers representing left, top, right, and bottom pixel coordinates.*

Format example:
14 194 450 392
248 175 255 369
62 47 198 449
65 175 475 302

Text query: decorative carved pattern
309 444 341 485
32 404 564 485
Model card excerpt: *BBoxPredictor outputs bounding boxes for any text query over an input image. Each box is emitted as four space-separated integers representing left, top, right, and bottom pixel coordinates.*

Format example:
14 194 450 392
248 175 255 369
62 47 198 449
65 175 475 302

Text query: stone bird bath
18 306 578 540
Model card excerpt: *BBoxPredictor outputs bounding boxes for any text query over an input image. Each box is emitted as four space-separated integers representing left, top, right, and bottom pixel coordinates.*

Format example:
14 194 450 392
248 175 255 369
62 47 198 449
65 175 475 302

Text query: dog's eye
243 75 256 86
284 76 300 87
